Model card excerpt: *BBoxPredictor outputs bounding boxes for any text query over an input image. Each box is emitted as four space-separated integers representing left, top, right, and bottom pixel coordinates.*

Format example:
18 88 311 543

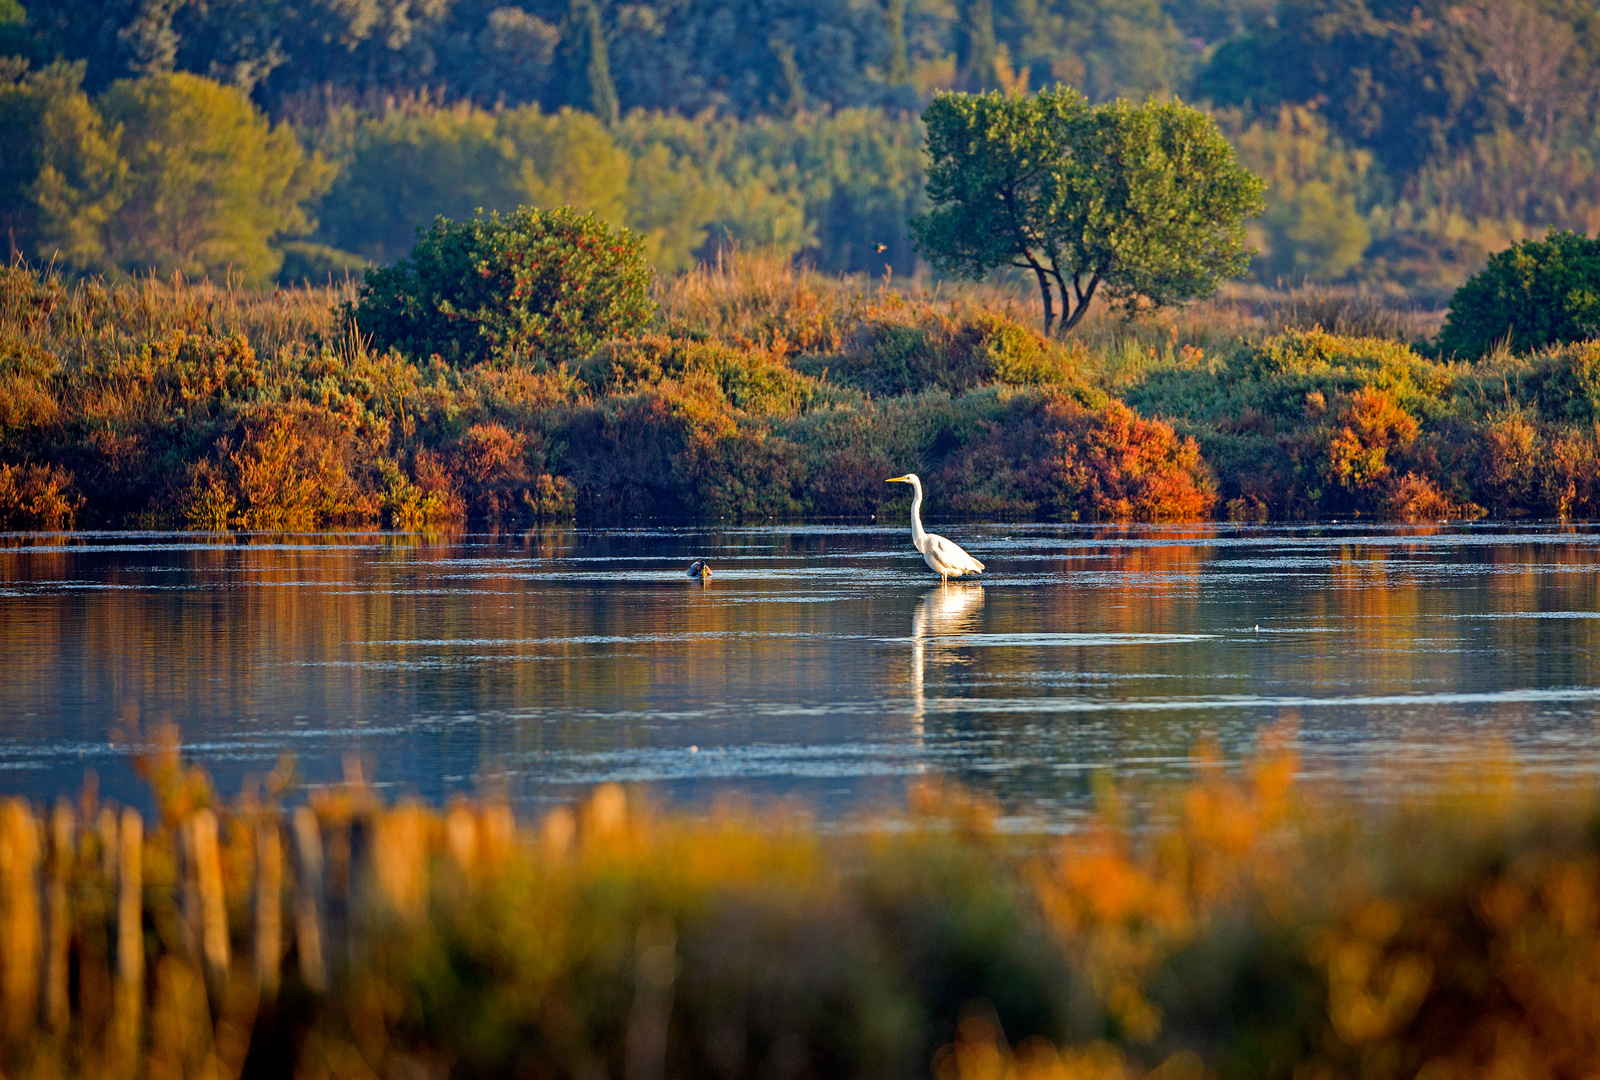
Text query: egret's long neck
908 478 928 551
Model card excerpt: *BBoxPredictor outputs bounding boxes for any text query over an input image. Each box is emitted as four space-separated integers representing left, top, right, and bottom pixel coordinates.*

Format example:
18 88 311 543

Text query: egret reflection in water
911 583 986 736
4 525 1600 818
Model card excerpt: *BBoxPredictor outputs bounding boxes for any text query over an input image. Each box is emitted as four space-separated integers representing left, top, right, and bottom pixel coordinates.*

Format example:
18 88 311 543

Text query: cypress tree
956 0 997 91
558 0 617 124
885 0 910 86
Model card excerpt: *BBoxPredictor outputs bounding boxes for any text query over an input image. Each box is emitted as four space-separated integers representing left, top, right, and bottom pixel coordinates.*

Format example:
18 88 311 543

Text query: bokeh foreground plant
2 728 1600 1079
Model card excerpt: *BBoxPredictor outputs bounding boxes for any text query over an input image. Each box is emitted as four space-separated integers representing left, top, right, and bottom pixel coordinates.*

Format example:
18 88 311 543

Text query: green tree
1197 0 1498 178
353 206 654 366
313 106 521 265
1230 104 1375 282
912 87 1264 336
500 105 631 222
99 72 330 283
0 60 125 269
1436 230 1600 359
956 0 999 91
555 0 617 122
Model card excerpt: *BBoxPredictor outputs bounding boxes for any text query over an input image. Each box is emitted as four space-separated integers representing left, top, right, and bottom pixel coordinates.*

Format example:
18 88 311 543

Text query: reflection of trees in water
911 584 985 738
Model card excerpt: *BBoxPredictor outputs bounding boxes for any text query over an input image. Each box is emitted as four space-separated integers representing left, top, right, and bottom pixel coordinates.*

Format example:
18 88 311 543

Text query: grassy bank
1 731 1598 1079
4 254 1599 530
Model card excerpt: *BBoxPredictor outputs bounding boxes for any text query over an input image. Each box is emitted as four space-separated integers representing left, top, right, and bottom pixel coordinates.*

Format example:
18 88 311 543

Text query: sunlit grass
3 254 1598 530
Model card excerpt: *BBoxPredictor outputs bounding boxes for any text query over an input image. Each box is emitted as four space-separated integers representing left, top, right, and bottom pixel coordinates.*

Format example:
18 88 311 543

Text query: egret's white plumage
885 474 985 581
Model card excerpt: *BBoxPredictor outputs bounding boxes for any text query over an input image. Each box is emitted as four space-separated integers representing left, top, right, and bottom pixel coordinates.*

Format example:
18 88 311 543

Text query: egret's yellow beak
885 475 911 484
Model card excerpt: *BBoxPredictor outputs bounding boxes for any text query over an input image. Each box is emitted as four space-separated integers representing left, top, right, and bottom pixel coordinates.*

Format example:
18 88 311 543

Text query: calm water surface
2 523 1598 821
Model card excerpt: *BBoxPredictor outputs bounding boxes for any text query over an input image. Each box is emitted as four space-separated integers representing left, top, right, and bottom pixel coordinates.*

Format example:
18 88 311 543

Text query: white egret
885 474 985 581
686 560 712 581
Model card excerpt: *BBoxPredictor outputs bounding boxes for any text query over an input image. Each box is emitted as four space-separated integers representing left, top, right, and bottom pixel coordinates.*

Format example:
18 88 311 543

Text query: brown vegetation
2 255 1598 529
3 731 1600 1080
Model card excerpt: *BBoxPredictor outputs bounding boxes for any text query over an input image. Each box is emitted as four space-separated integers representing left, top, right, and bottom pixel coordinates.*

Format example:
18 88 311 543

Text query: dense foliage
1436 230 1600 359
354 207 654 367
7 733 1600 1080
914 88 1263 335
9 254 1600 531
3 1 1599 293
0 63 326 284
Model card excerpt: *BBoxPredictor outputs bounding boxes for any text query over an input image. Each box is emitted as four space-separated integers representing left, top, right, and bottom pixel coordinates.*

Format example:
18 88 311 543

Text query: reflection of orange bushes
0 462 82 529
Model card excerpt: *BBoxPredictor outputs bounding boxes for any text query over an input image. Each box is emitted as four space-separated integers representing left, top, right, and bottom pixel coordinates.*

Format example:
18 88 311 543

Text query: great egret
686 560 712 580
885 474 985 581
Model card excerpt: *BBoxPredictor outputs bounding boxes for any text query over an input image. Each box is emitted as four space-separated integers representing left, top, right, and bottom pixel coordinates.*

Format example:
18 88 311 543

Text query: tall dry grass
8 253 1598 528
2 729 1600 1079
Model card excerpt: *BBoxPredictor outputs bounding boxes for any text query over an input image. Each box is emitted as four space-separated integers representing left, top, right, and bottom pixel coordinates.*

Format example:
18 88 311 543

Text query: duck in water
686 560 712 581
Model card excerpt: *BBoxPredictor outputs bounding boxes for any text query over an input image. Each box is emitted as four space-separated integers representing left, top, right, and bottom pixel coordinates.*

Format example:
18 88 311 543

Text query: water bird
885 474 985 582
686 560 712 580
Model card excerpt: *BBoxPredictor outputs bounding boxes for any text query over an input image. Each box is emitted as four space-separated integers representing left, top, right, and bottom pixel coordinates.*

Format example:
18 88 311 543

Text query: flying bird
885 474 985 581
875 243 888 253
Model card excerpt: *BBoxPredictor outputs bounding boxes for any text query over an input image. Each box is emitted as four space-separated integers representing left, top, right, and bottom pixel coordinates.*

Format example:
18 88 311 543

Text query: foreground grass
3 254 1599 530
1 731 1598 1080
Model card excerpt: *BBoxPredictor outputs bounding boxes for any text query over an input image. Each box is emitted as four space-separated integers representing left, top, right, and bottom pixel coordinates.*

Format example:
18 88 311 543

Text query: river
2 523 1597 822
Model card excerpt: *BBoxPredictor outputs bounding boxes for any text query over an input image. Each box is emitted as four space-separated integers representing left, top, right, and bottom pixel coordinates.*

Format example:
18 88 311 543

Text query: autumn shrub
17 732 1600 1080
354 206 655 367
183 407 380 529
820 307 1086 397
1477 410 1541 515
379 452 465 531
933 392 1215 522
654 249 850 354
1436 230 1600 359
1539 428 1600 519
578 334 823 416
1383 472 1459 522
1321 387 1418 495
19 258 1600 528
0 461 81 528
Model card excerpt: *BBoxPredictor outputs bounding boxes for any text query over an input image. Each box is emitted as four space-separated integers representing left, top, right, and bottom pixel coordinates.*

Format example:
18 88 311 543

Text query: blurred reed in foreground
1 731 1599 1080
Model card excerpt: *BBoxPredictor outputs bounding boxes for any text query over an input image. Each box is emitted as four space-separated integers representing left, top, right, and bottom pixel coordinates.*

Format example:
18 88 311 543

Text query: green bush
353 206 654 367
1437 230 1600 360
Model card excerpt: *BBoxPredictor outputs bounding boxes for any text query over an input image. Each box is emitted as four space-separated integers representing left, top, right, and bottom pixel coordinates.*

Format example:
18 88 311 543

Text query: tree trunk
1030 264 1055 336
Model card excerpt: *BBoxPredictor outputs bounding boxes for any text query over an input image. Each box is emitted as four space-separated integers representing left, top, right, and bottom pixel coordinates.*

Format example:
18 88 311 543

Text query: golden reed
0 733 1598 1080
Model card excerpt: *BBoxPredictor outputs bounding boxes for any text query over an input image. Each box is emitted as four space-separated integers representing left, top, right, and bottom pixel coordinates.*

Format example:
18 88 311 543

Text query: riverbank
4 255 1598 530
1 730 1596 1080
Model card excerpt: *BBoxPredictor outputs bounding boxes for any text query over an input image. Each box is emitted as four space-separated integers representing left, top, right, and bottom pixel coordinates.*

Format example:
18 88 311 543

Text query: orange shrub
1479 411 1540 514
1539 429 1600 519
935 393 1215 522
181 407 381 529
451 422 532 520
1383 473 1466 522
1323 387 1418 494
1036 400 1217 522
0 462 82 529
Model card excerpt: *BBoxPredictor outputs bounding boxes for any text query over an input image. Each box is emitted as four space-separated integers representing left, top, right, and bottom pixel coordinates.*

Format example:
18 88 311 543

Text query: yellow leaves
1320 902 1434 1045
932 1012 1197 1080
1323 386 1418 492
0 461 82 529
